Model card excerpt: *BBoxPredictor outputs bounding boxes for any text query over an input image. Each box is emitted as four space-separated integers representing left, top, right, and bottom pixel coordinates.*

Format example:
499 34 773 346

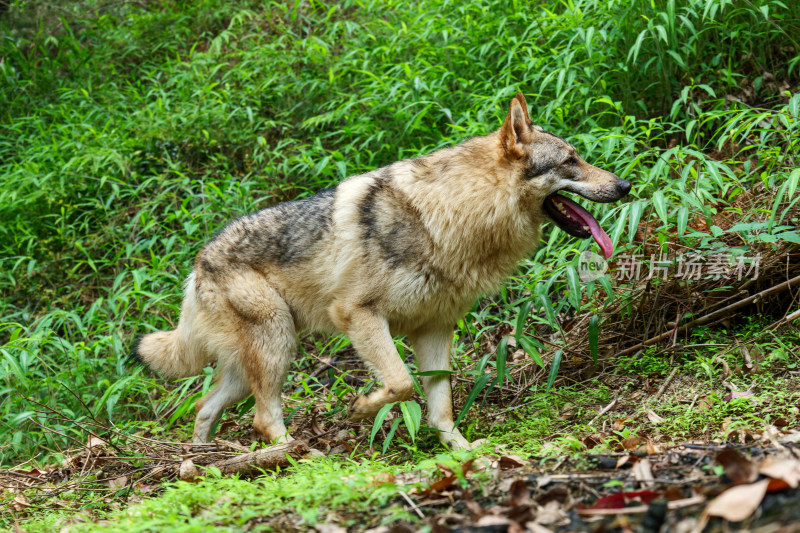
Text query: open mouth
543 193 614 259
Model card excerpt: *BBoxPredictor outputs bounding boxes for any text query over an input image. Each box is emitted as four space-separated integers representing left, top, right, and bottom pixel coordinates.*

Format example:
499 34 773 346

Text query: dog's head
500 92 631 259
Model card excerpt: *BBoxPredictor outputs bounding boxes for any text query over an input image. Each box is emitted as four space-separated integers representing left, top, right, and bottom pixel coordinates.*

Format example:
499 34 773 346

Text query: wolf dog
133 92 631 449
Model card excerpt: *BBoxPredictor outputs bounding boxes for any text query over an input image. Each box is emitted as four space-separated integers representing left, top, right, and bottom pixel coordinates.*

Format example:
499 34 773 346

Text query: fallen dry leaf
436 462 454 476
459 458 476 477
646 409 664 423
766 477 792 492
778 431 800 444
423 475 456 495
642 440 661 454
621 436 647 450
703 478 769 522
591 490 661 509
697 396 713 412
105 475 128 490
633 457 654 486
11 493 31 512
498 455 527 470
475 515 523 533
582 433 605 449
536 485 570 506
525 523 555 533
613 419 631 431
535 499 568 526
365 472 395 488
616 455 631 469
760 424 786 448
758 457 800 489
715 449 757 485
469 456 493 473
464 499 484 519
723 389 755 402
508 479 532 507
314 524 347 533
86 435 107 451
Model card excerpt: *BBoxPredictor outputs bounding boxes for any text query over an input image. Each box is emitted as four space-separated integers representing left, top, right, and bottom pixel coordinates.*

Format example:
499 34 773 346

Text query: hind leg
223 270 297 443
240 325 296 443
193 365 250 443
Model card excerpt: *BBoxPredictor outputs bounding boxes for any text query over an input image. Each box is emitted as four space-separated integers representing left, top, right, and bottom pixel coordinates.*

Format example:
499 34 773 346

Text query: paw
253 424 295 445
255 433 296 446
438 428 487 451
466 438 487 450
346 395 375 421
272 433 295 445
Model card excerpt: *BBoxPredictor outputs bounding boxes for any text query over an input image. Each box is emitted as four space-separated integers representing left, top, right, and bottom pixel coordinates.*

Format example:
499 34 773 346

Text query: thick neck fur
395 131 543 293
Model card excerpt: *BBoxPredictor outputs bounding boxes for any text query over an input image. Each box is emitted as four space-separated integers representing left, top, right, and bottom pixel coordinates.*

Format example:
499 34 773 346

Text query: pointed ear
500 93 532 159
514 92 531 122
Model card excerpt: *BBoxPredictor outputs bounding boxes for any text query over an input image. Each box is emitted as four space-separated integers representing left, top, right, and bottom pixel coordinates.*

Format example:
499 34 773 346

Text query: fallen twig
588 396 618 427
204 440 310 478
653 367 679 401
399 490 425 519
578 495 706 517
617 274 800 357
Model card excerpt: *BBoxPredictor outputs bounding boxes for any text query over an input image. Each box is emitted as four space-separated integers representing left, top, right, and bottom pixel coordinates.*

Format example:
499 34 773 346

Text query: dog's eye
565 156 578 167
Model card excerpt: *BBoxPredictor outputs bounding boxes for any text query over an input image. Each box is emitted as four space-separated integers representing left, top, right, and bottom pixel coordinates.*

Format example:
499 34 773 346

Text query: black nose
617 179 632 196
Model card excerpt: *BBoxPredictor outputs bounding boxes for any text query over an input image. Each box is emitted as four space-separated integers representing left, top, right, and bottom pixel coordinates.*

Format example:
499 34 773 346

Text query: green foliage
370 400 423 454
545 349 563 393
21 454 418 532
0 0 798 466
490 382 612 455
588 314 599 365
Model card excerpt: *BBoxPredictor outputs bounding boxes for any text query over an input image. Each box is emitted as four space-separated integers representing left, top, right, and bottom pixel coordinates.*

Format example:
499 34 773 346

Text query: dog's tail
131 272 214 378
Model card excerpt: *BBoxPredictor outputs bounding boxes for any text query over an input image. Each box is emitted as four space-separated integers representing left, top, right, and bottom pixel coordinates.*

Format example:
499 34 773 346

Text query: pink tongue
554 195 614 259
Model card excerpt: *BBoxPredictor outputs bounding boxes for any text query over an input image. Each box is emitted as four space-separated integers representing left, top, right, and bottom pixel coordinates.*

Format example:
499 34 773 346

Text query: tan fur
134 92 630 449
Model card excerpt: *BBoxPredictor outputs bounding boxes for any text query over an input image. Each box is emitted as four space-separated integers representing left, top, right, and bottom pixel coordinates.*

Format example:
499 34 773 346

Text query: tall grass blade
546 349 563 393
589 315 599 365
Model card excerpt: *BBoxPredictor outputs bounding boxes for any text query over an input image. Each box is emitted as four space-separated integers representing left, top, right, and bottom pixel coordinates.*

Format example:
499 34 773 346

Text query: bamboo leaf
566 265 582 310
539 293 558 330
370 402 396 447
518 335 545 368
496 336 508 388
400 400 422 442
546 350 563 393
628 201 644 243
589 315 599 365
382 418 402 454
516 300 533 341
454 374 491 426
677 206 689 236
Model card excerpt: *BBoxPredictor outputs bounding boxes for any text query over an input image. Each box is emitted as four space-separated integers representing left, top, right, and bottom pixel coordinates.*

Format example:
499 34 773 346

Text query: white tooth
583 225 589 230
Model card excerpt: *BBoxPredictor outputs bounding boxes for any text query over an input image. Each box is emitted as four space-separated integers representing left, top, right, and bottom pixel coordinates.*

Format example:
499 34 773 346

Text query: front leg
331 304 414 420
410 326 472 450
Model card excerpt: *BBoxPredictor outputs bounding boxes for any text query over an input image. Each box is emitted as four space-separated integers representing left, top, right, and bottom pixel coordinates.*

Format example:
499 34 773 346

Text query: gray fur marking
204 188 336 270
359 168 429 270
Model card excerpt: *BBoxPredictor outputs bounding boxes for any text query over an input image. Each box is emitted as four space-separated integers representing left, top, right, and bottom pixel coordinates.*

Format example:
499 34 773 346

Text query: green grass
18 454 422 532
16 445 489 533
491 315 800 454
0 0 799 514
